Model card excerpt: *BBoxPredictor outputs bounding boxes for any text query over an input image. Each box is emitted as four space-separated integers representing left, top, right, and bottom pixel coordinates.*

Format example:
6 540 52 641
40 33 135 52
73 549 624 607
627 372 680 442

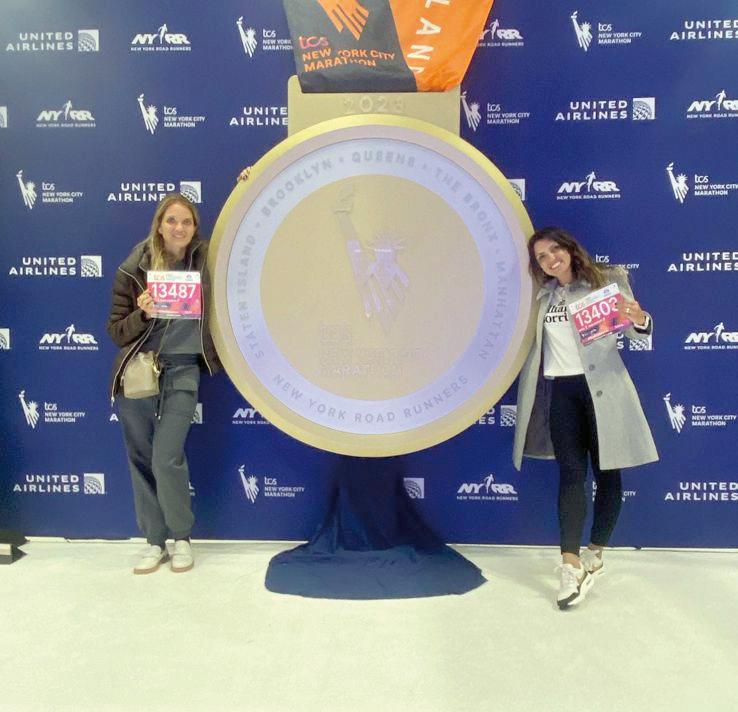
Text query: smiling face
532 237 574 284
157 201 196 260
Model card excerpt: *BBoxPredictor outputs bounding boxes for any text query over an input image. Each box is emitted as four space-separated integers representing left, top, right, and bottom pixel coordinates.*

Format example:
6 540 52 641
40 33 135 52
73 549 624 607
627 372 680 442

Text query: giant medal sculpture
210 114 534 456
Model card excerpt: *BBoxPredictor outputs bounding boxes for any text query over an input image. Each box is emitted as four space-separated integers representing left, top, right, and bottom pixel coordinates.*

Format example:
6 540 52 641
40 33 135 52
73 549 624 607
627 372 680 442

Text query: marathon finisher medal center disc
210 115 534 456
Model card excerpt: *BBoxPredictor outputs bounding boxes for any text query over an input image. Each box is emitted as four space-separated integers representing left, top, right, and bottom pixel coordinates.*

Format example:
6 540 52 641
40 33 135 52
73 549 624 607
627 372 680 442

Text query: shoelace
555 564 583 587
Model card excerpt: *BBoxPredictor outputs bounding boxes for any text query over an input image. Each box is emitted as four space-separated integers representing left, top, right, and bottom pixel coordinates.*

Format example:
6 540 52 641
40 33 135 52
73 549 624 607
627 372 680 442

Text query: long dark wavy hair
527 226 607 288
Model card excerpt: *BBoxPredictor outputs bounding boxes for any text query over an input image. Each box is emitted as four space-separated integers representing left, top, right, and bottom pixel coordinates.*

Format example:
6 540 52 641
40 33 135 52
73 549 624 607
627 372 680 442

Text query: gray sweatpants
117 364 200 545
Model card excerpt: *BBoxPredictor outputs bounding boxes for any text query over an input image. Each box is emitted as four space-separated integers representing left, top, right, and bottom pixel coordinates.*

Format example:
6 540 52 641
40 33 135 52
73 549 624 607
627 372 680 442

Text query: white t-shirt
542 288 584 377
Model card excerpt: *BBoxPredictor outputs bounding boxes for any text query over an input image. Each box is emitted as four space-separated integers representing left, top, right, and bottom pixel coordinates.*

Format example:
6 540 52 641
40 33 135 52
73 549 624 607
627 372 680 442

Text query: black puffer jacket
106 238 221 402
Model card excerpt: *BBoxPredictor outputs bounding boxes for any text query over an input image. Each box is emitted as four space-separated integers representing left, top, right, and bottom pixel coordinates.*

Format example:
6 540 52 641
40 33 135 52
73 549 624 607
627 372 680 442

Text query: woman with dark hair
107 193 220 574
513 227 657 609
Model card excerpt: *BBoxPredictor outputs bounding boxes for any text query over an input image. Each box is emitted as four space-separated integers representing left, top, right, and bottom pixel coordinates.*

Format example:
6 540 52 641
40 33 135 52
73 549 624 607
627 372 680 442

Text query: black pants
549 375 623 555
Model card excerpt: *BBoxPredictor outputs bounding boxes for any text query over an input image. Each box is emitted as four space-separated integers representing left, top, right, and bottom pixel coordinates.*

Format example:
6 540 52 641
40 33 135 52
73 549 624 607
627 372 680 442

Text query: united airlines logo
478 18 524 48
632 97 655 121
130 25 191 51
239 466 259 503
107 181 200 204
332 188 409 333
555 97 655 122
180 181 201 204
18 390 41 428
237 17 258 56
83 473 105 494
81 255 103 277
78 29 99 52
403 477 425 499
571 11 593 51
36 100 95 128
0 328 10 350
461 91 482 131
5 29 99 52
508 179 526 201
556 171 621 201
16 170 37 209
670 19 738 42
0 107 7 128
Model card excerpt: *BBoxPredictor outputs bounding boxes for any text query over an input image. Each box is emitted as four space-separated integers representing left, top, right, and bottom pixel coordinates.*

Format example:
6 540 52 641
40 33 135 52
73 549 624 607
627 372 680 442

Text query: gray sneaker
133 545 168 575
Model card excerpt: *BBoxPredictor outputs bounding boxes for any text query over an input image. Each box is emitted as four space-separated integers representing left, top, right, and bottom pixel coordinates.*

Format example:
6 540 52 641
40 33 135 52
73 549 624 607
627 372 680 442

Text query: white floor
2 541 737 712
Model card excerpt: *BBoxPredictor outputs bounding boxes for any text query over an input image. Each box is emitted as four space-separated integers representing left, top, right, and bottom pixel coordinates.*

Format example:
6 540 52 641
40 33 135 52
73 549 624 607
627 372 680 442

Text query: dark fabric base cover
265 456 487 599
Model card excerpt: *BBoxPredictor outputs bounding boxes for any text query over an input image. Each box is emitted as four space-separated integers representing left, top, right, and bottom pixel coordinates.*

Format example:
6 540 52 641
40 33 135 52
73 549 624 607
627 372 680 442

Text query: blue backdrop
1 1 736 547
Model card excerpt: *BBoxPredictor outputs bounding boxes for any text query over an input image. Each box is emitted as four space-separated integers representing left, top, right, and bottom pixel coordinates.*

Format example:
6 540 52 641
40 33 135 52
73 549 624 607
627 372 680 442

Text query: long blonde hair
146 193 201 270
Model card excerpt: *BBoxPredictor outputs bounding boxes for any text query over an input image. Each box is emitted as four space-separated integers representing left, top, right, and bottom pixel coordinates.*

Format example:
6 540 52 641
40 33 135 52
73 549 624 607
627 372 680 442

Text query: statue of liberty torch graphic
137 94 159 134
236 17 258 57
571 11 593 51
332 187 409 333
16 170 37 209
666 163 689 203
663 393 687 433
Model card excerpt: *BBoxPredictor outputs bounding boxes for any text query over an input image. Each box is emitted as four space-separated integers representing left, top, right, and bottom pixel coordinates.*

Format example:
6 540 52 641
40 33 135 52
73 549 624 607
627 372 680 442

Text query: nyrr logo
460 92 481 131
18 390 86 427
664 482 738 502
232 406 269 425
403 477 425 499
670 19 738 42
478 18 524 48
556 172 621 201
5 29 99 53
508 179 526 201
237 17 292 55
38 324 99 351
36 100 95 128
16 170 84 209
684 322 738 351
0 328 10 350
136 93 206 134
239 466 259 503
130 25 191 51
570 11 642 51
555 97 655 122
0 106 7 128
229 105 288 128
664 393 737 432
456 474 519 502
687 90 738 120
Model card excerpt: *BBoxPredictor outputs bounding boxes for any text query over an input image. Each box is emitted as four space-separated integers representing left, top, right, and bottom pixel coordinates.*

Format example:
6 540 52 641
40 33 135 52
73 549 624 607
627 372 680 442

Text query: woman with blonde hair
107 193 220 574
513 227 657 609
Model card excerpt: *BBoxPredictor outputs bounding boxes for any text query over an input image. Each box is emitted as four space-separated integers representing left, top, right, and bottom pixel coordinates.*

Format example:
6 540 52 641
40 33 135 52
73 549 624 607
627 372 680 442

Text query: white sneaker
133 545 168 575
555 562 594 610
171 540 194 573
580 548 605 578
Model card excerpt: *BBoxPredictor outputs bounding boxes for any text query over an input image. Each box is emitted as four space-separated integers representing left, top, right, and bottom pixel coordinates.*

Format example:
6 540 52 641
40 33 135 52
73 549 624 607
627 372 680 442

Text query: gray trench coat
512 267 658 471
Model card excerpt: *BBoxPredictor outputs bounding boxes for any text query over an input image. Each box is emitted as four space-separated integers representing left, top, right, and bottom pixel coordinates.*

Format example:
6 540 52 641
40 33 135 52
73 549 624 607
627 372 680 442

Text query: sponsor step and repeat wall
1 1 736 547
